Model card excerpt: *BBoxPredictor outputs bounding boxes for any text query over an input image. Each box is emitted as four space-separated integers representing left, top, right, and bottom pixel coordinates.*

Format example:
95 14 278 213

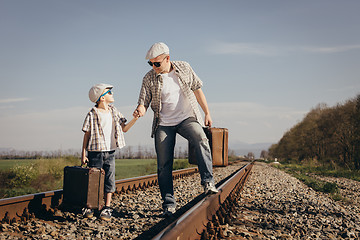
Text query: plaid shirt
137 61 204 137
82 105 127 151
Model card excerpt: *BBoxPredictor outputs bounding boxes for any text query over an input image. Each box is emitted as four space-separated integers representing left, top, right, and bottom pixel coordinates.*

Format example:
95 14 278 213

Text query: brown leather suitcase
63 166 105 210
188 127 229 167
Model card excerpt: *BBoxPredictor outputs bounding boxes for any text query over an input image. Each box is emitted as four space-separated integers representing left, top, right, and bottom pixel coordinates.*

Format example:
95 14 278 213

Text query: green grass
0 159 39 170
273 163 349 201
0 157 192 198
115 158 192 179
274 163 360 182
115 159 157 179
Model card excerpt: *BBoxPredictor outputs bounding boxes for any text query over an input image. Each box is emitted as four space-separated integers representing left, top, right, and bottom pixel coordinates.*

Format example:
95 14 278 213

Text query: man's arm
193 88 212 127
133 74 152 118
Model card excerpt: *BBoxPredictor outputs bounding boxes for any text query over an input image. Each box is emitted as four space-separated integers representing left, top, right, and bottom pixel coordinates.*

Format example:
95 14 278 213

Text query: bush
322 182 338 194
35 158 79 179
0 157 81 198
173 159 191 170
330 193 343 201
2 187 37 198
9 164 38 188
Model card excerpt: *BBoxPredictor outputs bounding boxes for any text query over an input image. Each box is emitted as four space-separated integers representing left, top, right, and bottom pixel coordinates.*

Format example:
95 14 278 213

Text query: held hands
133 105 146 118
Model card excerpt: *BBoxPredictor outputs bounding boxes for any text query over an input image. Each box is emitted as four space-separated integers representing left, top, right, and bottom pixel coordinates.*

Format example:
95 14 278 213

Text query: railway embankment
225 162 360 239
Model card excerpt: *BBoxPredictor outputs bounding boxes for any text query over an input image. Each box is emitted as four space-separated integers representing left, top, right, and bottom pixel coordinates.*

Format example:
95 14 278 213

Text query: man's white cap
145 42 170 60
88 83 113 103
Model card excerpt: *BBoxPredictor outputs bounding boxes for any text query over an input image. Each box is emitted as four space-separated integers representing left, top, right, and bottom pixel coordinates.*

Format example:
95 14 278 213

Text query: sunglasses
147 56 167 67
97 89 112 102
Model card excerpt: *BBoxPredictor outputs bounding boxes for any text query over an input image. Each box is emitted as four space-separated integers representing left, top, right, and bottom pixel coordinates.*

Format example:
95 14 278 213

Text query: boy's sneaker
161 206 176 217
204 182 218 195
100 207 113 221
82 208 94 218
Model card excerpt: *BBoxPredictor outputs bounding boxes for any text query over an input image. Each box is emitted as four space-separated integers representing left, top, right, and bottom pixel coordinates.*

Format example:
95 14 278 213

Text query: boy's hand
81 156 89 166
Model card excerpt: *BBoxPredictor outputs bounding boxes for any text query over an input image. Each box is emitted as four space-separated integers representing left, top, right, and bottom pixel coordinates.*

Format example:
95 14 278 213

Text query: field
0 157 191 199
0 159 40 170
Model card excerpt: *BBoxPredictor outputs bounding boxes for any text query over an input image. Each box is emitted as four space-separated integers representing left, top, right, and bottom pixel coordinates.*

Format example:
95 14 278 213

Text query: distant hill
228 141 273 158
0 148 12 153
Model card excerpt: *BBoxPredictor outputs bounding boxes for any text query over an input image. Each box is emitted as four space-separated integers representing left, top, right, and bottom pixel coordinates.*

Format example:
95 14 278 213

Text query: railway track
0 167 199 223
0 161 253 239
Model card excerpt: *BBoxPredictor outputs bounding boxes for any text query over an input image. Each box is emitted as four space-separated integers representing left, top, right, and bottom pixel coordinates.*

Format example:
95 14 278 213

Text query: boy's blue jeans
87 150 116 193
154 117 214 210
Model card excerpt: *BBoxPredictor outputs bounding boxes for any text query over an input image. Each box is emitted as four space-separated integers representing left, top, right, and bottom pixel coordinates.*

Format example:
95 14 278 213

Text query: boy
81 83 138 221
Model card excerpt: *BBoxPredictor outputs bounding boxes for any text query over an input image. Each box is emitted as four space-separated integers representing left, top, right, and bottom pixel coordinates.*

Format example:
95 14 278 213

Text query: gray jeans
154 117 214 209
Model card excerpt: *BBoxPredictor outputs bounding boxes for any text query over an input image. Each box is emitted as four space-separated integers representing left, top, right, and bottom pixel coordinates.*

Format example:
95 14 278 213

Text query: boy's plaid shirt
137 61 204 137
82 105 126 151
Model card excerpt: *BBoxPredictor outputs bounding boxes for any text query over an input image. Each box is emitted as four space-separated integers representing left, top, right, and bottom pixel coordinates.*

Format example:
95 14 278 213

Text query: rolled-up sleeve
118 111 127 124
82 113 91 133
137 74 152 109
189 65 203 91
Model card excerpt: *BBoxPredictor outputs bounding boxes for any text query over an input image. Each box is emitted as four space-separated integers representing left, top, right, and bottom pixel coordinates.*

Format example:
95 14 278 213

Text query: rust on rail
153 162 254 240
0 167 198 223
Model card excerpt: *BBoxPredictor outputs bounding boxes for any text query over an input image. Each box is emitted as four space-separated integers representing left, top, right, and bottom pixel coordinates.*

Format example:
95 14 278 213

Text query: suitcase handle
81 162 89 168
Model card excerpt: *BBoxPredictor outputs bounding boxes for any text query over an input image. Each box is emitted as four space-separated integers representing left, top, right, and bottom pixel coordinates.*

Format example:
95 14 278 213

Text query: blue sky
1 0 359 151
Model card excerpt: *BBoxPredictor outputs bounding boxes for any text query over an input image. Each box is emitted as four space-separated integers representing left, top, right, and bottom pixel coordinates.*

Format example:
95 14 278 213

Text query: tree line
0 145 188 160
269 94 360 170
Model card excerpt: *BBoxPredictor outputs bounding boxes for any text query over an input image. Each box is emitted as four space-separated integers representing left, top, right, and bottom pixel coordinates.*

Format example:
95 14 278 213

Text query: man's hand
133 105 146 118
205 114 213 127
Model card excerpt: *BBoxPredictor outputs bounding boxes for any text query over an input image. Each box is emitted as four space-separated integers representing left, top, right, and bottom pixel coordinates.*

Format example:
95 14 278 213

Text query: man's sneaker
204 182 219 195
82 208 94 218
161 206 176 217
100 207 113 221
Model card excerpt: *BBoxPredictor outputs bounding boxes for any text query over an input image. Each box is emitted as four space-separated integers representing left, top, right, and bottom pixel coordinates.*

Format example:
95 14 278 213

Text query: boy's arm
121 117 138 133
81 131 90 165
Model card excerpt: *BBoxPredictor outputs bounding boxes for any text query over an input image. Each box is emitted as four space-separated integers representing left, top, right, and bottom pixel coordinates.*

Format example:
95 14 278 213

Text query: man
133 42 218 217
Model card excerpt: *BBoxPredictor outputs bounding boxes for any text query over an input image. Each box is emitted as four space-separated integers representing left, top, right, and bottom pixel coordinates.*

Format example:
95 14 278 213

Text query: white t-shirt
159 69 194 126
97 111 117 151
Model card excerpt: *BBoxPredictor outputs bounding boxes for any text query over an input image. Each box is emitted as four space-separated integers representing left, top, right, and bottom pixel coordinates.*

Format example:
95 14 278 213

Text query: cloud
208 42 279 56
0 106 14 110
302 45 360 53
325 84 360 93
0 98 30 104
207 41 360 56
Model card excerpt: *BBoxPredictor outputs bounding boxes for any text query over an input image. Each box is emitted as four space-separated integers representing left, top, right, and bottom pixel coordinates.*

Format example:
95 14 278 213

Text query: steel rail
153 162 254 240
0 167 198 223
